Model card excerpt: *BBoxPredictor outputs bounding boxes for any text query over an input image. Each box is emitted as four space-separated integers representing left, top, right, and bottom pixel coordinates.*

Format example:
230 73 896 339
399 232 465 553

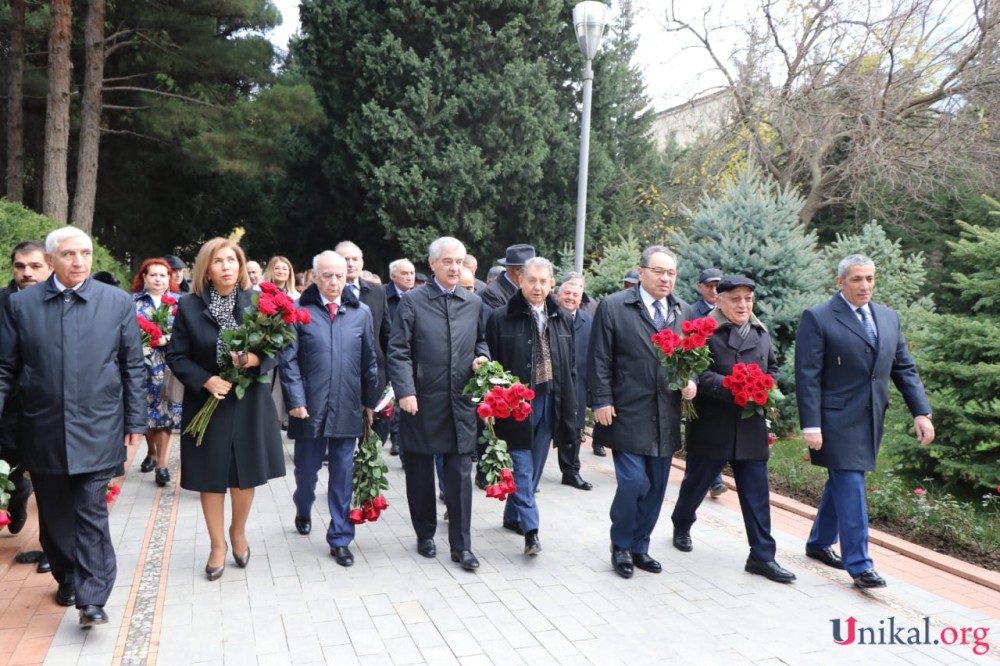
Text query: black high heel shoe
205 545 227 581
230 527 250 568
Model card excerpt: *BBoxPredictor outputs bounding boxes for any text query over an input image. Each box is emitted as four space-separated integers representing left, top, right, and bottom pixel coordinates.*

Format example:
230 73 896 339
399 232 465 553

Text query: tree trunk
42 0 72 223
71 0 106 234
5 0 26 203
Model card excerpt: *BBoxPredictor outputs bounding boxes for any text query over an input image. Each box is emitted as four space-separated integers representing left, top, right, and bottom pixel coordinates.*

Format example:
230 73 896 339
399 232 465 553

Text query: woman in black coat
167 238 284 581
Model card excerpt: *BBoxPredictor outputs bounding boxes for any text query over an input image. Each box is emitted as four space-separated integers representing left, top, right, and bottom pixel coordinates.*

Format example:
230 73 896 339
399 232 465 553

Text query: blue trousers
503 393 553 532
293 437 355 548
672 455 776 562
609 450 671 555
808 469 872 576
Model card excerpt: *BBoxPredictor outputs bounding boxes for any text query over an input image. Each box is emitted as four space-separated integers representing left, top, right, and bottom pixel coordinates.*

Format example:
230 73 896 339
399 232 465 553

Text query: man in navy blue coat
281 251 378 567
795 254 934 589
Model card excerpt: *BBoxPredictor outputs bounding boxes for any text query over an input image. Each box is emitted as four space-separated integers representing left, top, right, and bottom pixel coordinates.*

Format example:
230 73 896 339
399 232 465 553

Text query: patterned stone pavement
3 432 999 665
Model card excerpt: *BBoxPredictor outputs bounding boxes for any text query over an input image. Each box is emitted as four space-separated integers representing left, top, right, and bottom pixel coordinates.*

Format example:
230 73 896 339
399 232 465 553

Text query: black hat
163 254 186 270
497 244 535 267
698 268 723 284
717 275 756 293
92 271 120 287
623 269 639 285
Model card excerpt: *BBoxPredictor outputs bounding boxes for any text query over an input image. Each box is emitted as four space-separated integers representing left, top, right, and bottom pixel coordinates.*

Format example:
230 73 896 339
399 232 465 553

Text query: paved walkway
2 433 999 665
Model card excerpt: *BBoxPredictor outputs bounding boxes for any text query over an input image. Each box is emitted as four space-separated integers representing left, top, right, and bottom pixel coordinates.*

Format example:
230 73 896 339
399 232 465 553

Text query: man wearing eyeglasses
588 245 697 579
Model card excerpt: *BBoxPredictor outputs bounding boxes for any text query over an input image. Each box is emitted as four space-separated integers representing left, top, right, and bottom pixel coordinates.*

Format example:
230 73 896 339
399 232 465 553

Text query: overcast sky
267 0 738 112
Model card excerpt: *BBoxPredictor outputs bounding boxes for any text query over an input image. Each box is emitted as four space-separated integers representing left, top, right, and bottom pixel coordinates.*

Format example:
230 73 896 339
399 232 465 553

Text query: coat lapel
831 294 876 349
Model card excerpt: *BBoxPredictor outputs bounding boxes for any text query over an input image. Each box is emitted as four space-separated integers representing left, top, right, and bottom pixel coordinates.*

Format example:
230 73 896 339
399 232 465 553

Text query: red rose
162 294 177 306
681 320 696 335
171 307 178 316
732 362 746 374
722 376 733 389
297 308 312 325
680 336 698 352
734 392 749 407
762 375 775 390
696 317 718 335
274 292 295 313
485 485 501 498
0 510 10 527
379 404 394 419
768 433 776 446
282 312 297 325
500 479 517 495
689 333 707 347
477 403 493 419
372 496 389 511
258 281 279 295
752 391 769 405
349 509 364 524
364 505 381 522
257 293 278 315
500 468 514 482
523 387 535 401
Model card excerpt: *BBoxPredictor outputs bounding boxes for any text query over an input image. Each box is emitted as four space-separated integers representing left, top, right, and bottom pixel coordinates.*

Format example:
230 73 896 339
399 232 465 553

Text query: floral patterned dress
134 290 183 430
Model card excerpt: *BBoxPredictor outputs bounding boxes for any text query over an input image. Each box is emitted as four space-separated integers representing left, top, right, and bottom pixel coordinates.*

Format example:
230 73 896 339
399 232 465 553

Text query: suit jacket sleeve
119 299 147 433
587 300 615 407
885 309 932 417
387 294 416 399
279 324 306 411
362 311 379 409
794 308 824 429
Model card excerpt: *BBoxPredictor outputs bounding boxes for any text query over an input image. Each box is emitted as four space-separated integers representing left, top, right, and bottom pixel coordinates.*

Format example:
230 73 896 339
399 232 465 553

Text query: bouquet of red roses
136 316 165 365
650 316 718 419
147 293 178 332
722 362 784 419
349 415 390 525
463 361 531 501
183 282 311 446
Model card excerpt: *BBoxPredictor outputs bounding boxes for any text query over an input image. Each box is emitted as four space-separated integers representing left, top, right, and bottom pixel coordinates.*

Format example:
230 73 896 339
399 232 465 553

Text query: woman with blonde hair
264 255 299 299
167 238 285 580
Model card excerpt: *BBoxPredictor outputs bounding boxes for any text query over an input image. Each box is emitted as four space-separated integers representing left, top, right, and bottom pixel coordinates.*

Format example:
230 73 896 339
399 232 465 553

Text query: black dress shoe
502 519 524 535
331 546 354 567
632 552 662 574
524 531 541 556
139 456 156 473
561 474 593 491
806 546 845 569
417 538 436 558
37 556 52 574
853 569 887 589
451 550 480 571
7 501 28 535
610 545 633 578
672 530 693 552
592 445 607 457
155 468 170 487
390 442 399 455
294 515 312 535
56 583 76 607
745 558 797 583
79 605 109 626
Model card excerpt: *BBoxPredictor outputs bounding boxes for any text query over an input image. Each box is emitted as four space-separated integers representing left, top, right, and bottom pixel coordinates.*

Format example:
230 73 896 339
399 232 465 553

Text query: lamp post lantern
571 1 608 275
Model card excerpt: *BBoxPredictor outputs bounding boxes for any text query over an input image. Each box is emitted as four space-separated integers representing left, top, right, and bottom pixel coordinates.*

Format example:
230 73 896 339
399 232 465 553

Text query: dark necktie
653 300 666 331
857 307 877 346
327 302 338 321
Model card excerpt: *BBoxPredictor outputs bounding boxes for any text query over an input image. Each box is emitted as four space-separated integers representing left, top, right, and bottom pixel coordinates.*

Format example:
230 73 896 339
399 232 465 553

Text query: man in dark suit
0 241 51 539
795 254 934 589
387 236 490 571
671 276 796 583
480 244 534 309
384 258 415 457
589 245 696 579
0 227 146 626
336 242 391 437
554 273 593 490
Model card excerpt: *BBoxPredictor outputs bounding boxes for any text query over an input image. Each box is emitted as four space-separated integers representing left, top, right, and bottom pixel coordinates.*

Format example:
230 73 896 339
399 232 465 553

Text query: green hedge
0 199 131 289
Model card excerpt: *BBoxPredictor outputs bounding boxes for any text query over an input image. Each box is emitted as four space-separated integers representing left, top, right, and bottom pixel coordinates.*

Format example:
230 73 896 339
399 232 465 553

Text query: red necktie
327 302 338 320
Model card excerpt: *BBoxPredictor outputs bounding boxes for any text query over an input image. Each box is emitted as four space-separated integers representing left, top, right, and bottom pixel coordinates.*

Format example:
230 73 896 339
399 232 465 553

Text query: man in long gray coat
388 236 489 571
0 226 145 626
281 251 378 567
589 245 696 579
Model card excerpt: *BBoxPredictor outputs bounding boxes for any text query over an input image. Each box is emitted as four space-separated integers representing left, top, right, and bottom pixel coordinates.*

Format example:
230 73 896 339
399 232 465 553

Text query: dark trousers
671 454 776 562
807 469 871 577
609 450 670 555
32 469 117 607
405 452 473 552
292 437 355 548
556 432 582 476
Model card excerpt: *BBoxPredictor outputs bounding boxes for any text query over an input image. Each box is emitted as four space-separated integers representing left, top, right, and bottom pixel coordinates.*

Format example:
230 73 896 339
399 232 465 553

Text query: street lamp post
572 1 608 275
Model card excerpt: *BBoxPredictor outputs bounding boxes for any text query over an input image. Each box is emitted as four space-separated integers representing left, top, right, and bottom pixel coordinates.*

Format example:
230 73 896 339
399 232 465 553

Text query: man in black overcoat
0 227 145 626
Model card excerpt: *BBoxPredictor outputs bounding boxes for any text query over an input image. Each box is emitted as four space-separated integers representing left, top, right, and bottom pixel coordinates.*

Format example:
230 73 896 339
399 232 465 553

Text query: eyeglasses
640 266 676 278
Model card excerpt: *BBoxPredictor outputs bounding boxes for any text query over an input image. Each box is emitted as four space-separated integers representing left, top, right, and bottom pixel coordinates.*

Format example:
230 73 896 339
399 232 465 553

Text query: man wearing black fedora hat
163 255 191 294
480 244 535 310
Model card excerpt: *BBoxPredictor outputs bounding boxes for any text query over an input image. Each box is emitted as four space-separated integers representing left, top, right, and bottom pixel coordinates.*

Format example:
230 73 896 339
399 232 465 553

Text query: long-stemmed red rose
463 361 528 501
349 409 391 525
183 282 311 446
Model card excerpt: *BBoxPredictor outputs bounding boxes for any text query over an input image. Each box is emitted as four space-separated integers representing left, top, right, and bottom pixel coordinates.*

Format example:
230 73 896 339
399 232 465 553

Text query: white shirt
841 293 878 338
638 285 668 321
